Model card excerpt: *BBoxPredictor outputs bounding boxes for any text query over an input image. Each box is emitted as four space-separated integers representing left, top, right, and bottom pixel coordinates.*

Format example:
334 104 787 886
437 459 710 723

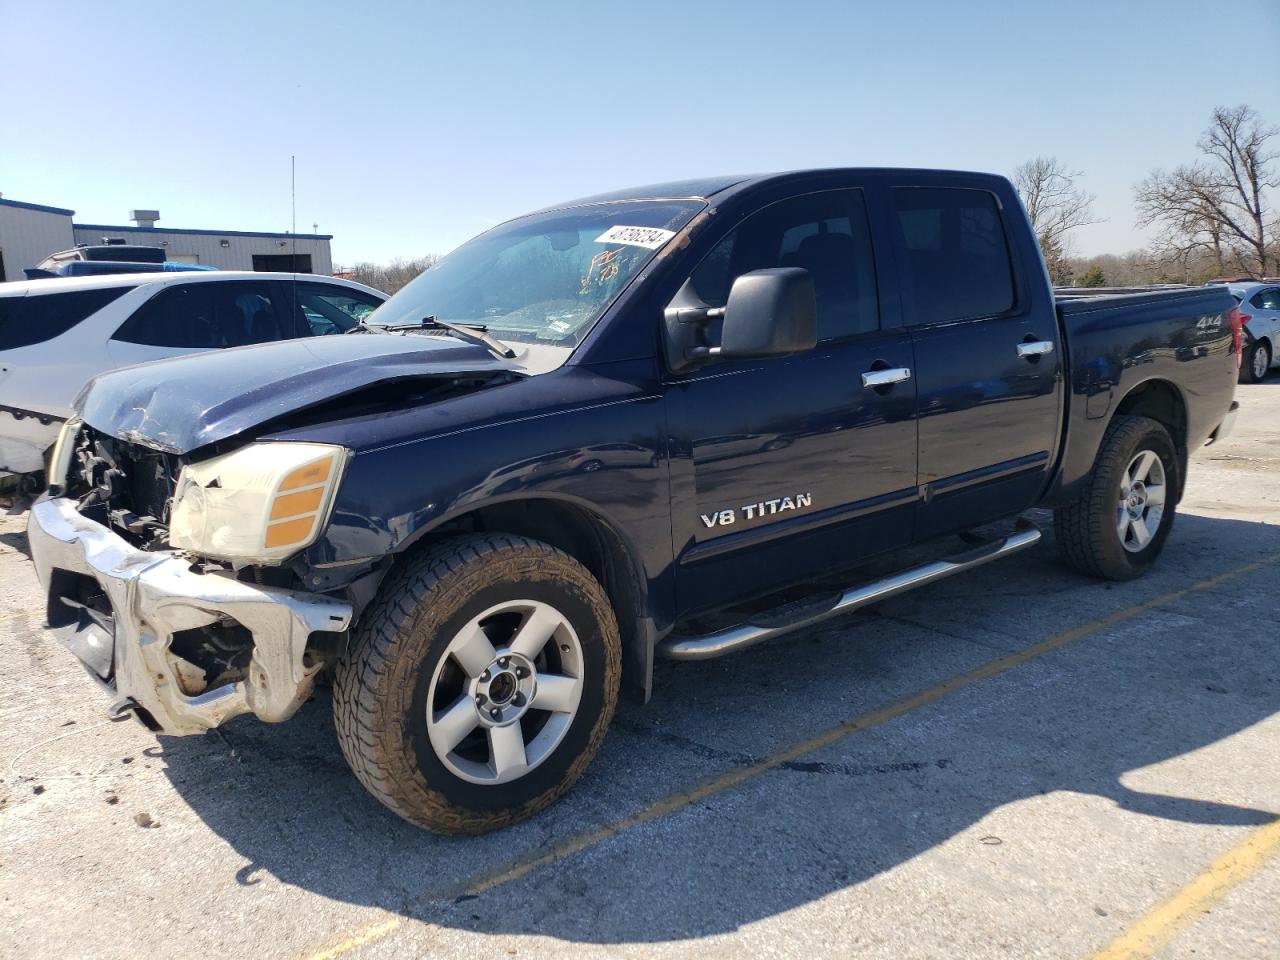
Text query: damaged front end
30 422 353 733
29 335 525 733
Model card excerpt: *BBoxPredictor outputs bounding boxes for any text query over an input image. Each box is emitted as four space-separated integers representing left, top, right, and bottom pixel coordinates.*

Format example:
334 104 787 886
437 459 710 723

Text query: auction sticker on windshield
595 225 676 249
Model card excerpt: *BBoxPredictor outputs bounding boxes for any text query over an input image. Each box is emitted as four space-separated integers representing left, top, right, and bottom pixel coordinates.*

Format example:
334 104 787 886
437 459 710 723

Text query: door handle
1017 340 1055 358
861 367 912 389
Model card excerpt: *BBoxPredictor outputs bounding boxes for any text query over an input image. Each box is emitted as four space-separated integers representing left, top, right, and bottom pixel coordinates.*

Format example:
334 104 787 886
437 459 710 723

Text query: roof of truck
539 168 1011 213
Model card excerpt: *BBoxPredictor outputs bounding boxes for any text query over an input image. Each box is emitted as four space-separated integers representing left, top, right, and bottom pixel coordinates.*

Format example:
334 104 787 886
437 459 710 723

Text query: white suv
0 271 386 476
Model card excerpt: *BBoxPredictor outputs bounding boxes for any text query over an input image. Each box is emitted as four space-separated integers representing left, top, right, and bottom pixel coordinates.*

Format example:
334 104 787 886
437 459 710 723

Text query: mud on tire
332 533 621 834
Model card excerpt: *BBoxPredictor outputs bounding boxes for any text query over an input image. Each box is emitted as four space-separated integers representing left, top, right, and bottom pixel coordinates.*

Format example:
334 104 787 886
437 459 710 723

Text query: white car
0 271 386 476
1226 281 1280 383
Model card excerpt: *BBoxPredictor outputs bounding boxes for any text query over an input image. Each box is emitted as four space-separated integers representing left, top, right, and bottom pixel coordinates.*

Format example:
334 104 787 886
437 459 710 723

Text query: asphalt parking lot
1 384 1278 960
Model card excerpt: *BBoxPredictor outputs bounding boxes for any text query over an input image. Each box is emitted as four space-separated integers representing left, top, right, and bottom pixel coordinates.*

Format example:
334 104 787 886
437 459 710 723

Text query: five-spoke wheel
1116 449 1167 553
333 534 621 834
426 600 585 785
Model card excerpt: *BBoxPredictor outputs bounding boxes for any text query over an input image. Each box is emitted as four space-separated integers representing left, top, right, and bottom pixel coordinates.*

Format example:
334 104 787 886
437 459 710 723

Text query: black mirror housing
718 268 817 360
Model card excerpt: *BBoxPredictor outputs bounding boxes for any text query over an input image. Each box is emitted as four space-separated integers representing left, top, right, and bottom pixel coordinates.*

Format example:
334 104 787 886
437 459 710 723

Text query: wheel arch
1111 378 1189 500
403 493 656 702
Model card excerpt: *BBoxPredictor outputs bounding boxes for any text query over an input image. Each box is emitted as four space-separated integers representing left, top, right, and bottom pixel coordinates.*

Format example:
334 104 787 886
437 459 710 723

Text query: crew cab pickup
27 169 1241 834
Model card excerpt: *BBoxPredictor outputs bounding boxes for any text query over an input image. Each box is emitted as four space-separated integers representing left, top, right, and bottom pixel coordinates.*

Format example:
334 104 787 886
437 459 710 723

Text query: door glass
1252 289 1280 311
688 190 879 341
113 281 285 348
291 284 383 334
891 187 1016 325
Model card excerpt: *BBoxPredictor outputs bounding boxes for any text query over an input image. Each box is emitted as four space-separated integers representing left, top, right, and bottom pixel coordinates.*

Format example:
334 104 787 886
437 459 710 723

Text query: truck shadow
156 510 1280 944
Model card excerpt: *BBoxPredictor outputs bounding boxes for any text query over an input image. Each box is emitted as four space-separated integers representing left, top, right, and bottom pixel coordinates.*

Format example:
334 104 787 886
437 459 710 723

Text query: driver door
664 188 918 616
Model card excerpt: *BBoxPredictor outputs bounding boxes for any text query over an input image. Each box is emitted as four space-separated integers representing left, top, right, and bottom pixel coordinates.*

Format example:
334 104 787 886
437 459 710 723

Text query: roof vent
130 209 160 229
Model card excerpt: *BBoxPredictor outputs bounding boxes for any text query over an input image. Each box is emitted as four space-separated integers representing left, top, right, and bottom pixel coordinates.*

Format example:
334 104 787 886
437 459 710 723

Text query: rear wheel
1053 415 1180 580
1240 338 1271 384
333 534 621 834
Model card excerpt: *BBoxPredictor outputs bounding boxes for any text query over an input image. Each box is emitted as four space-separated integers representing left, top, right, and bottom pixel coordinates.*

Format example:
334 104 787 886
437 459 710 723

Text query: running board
657 518 1042 662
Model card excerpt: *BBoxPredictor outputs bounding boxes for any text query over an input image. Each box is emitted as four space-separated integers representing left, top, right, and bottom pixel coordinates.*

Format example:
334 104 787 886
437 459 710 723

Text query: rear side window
1251 288 1280 311
113 281 296 348
0 286 134 350
891 187 1016 325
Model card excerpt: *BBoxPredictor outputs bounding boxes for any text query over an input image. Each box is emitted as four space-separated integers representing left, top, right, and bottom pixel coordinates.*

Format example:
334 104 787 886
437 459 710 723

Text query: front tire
1053 415 1180 581
1240 337 1271 384
333 534 621 834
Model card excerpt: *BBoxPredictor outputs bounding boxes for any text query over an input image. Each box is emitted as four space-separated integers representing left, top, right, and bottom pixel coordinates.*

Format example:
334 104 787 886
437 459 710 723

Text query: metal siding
0 206 76 282
71 228 333 273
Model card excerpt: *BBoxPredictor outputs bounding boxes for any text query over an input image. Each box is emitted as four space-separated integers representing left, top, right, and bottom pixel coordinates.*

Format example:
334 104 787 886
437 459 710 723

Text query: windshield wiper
350 315 517 359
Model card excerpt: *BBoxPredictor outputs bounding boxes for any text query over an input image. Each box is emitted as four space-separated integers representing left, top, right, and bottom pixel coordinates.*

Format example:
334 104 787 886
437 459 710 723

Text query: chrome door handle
861 367 912 389
1017 340 1055 358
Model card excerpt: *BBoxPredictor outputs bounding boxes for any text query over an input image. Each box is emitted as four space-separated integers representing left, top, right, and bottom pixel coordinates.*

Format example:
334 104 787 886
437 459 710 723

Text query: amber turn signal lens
280 458 332 491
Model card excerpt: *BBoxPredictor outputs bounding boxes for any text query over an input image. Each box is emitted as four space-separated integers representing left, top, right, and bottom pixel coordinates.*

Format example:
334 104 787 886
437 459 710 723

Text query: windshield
367 200 704 347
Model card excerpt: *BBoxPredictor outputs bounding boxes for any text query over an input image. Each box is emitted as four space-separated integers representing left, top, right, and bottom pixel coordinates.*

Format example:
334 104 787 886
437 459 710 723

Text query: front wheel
1053 415 1180 581
1240 337 1271 384
333 534 621 834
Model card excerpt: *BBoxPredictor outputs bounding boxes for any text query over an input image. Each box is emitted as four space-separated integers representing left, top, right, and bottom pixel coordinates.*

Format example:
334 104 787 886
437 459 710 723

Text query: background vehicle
20 243 216 280
0 271 386 476
28 168 1239 835
1220 281 1280 383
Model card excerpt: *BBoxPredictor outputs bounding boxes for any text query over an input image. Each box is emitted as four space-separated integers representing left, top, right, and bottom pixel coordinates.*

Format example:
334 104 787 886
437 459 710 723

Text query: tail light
1227 307 1249 368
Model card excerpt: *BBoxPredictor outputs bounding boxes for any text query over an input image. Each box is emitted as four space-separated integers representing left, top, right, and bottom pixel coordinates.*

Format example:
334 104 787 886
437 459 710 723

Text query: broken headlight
168 442 348 564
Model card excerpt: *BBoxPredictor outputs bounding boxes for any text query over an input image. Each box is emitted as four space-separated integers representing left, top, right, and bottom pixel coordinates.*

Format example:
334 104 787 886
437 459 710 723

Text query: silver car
1226 281 1280 383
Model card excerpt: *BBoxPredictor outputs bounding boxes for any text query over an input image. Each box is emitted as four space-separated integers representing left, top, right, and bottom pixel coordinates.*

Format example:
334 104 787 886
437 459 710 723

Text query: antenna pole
291 155 297 266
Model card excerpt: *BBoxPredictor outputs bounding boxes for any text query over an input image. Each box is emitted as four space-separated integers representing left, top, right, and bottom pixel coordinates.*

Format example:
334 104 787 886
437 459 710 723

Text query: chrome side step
657 518 1042 661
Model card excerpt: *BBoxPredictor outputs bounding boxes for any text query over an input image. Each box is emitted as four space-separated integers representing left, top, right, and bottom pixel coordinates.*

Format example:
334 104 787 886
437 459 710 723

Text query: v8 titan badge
701 492 814 529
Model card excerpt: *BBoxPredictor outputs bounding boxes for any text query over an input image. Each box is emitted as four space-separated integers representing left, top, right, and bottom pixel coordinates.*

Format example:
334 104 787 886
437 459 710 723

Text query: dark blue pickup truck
27 169 1241 833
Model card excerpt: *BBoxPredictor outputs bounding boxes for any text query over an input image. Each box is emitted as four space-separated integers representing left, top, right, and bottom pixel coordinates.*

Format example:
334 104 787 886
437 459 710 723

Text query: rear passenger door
107 280 298 366
887 182 1063 539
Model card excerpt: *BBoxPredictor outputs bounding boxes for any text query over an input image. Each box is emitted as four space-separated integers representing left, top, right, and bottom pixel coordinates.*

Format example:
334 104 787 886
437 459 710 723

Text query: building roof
0 197 76 216
73 222 333 241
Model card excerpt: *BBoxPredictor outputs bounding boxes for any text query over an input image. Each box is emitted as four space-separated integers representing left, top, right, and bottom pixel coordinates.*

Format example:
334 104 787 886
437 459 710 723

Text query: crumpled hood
76 334 516 454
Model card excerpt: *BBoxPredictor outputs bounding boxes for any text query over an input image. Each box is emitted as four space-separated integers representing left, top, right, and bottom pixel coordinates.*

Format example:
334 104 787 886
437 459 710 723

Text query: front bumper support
27 496 352 735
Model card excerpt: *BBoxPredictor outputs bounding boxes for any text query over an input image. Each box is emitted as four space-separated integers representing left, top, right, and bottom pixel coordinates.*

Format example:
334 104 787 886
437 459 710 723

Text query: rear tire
1240 338 1270 384
333 533 621 834
1053 415 1180 581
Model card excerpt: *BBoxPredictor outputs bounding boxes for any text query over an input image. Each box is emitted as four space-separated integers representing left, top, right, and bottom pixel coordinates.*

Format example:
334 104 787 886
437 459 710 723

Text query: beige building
0 196 333 281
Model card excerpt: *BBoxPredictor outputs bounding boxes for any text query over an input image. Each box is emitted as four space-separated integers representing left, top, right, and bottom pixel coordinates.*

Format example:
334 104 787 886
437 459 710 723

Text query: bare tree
1135 105 1278 277
1012 157 1100 284
336 255 441 295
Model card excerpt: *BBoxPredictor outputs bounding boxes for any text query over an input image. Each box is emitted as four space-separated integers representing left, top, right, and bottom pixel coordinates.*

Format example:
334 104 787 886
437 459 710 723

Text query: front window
368 200 704 347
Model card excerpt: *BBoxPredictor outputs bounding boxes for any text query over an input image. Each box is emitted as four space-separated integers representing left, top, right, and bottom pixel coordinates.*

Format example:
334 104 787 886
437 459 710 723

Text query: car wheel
1240 338 1270 384
1053 415 1180 581
333 533 621 834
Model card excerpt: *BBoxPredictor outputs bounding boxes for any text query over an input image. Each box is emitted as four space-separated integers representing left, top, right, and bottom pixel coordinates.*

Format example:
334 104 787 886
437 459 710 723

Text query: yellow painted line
296 552 1280 960
1088 816 1280 960
294 918 402 960
0 607 44 623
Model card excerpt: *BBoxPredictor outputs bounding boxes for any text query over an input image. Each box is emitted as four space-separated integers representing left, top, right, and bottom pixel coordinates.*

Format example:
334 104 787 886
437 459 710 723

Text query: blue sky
2 0 1277 265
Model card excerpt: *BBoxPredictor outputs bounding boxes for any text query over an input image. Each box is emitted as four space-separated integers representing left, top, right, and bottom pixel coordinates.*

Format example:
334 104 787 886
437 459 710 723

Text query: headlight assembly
168 442 348 564
47 417 82 495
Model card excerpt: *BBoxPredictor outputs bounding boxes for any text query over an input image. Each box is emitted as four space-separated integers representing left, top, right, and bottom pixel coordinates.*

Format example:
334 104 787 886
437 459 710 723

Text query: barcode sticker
594 225 676 249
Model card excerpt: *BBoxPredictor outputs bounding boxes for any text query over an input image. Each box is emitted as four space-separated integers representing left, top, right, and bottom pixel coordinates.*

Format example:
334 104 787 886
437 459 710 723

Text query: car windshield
367 200 704 347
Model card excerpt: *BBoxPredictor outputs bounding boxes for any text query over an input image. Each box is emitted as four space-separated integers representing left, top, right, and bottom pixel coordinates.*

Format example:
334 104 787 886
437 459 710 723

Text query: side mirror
716 267 817 360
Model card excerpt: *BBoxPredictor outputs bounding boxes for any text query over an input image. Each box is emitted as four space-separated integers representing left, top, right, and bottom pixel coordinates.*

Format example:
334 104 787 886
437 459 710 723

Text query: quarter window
0 286 134 351
688 190 880 341
891 187 1017 325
